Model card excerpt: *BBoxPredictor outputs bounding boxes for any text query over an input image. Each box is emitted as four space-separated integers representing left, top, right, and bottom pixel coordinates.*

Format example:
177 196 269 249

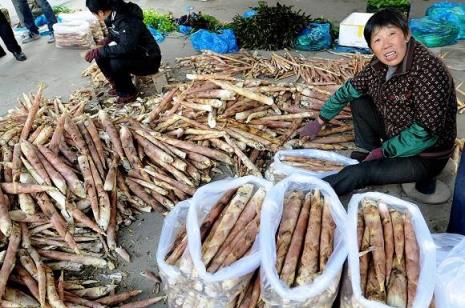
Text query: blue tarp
295 23 332 51
190 29 238 53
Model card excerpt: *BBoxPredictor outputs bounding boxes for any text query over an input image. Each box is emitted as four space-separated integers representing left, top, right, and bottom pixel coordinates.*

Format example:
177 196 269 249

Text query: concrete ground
1 0 464 306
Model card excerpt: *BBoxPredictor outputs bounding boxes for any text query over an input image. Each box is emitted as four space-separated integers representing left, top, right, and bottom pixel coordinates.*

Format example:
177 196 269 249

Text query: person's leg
108 58 138 96
11 0 26 27
447 151 465 235
15 0 39 35
323 156 448 196
95 56 118 86
34 0 56 33
350 96 386 151
128 55 161 76
0 11 22 54
0 11 25 60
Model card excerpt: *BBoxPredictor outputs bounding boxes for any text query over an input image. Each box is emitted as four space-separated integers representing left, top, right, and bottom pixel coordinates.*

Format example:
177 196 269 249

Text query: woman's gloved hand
299 119 323 139
363 148 385 162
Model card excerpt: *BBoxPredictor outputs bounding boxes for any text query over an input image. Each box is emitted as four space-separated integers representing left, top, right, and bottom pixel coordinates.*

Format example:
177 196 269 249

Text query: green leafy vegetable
230 1 312 50
52 5 73 15
367 0 410 9
175 12 224 32
143 9 177 33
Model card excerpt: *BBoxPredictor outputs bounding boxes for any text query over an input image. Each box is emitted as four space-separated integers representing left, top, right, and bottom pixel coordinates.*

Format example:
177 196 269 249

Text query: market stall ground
0 0 464 306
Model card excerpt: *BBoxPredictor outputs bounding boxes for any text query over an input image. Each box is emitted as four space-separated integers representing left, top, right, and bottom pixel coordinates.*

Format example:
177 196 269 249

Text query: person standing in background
11 0 57 43
0 9 27 61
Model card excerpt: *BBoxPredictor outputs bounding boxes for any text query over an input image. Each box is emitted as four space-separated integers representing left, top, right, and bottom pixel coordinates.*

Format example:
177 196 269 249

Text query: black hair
86 0 121 13
363 9 409 48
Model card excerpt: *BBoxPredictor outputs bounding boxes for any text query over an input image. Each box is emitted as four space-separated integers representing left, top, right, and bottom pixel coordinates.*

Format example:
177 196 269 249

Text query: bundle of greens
367 0 410 9
175 12 223 32
230 1 312 50
52 5 72 14
143 9 177 33
366 0 411 18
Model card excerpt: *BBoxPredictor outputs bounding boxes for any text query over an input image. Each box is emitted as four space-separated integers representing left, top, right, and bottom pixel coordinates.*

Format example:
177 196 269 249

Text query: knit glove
85 48 100 63
299 119 323 139
363 148 385 162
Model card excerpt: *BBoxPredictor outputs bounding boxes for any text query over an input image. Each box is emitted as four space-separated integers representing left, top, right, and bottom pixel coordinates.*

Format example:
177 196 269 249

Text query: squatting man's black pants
96 54 161 96
323 96 448 196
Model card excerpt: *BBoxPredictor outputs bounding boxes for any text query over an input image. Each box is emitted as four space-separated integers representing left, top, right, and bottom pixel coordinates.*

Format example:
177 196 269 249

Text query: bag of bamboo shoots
59 11 105 42
53 20 94 49
260 174 348 307
265 149 358 183
185 176 273 306
156 199 194 306
432 233 465 308
341 192 436 308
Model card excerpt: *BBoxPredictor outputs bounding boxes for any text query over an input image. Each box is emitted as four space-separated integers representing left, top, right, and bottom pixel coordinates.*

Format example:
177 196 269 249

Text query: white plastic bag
156 199 194 306
260 174 348 307
186 176 273 305
432 233 465 308
265 149 358 183
53 20 94 49
342 192 436 308
59 11 104 42
432 233 464 266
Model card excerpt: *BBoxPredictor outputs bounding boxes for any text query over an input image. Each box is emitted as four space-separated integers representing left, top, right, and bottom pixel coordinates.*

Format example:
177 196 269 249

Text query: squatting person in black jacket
85 0 161 104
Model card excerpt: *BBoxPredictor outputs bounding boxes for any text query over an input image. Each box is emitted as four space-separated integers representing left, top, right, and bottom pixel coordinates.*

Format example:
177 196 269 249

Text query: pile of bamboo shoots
82 64 110 88
0 67 355 306
275 189 335 287
135 75 352 176
356 199 419 307
266 153 351 182
0 84 205 306
164 183 265 306
177 50 369 85
278 155 345 172
80 61 355 181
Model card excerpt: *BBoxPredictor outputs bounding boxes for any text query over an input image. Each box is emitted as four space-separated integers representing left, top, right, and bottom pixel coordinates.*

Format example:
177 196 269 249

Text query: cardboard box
338 12 374 48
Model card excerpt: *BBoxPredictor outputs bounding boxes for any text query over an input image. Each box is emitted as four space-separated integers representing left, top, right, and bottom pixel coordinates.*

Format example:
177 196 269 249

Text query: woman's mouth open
384 51 397 61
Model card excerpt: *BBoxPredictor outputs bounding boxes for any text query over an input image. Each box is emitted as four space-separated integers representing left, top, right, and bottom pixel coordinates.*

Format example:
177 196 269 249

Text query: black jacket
100 1 161 59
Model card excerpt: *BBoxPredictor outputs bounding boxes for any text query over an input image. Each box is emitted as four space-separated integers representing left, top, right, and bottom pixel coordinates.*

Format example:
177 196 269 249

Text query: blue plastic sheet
426 2 465 40
178 25 192 34
190 29 238 53
148 25 165 43
410 17 459 47
34 14 47 27
243 9 256 19
295 23 332 51
332 43 372 54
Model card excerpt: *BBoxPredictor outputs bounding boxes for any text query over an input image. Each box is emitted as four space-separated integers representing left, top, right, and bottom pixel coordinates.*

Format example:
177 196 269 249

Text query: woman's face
95 10 110 22
370 25 411 67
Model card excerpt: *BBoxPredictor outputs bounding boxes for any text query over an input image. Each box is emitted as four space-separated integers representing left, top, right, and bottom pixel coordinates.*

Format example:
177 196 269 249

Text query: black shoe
0 50 6 58
13 51 27 61
350 150 369 162
415 179 437 195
